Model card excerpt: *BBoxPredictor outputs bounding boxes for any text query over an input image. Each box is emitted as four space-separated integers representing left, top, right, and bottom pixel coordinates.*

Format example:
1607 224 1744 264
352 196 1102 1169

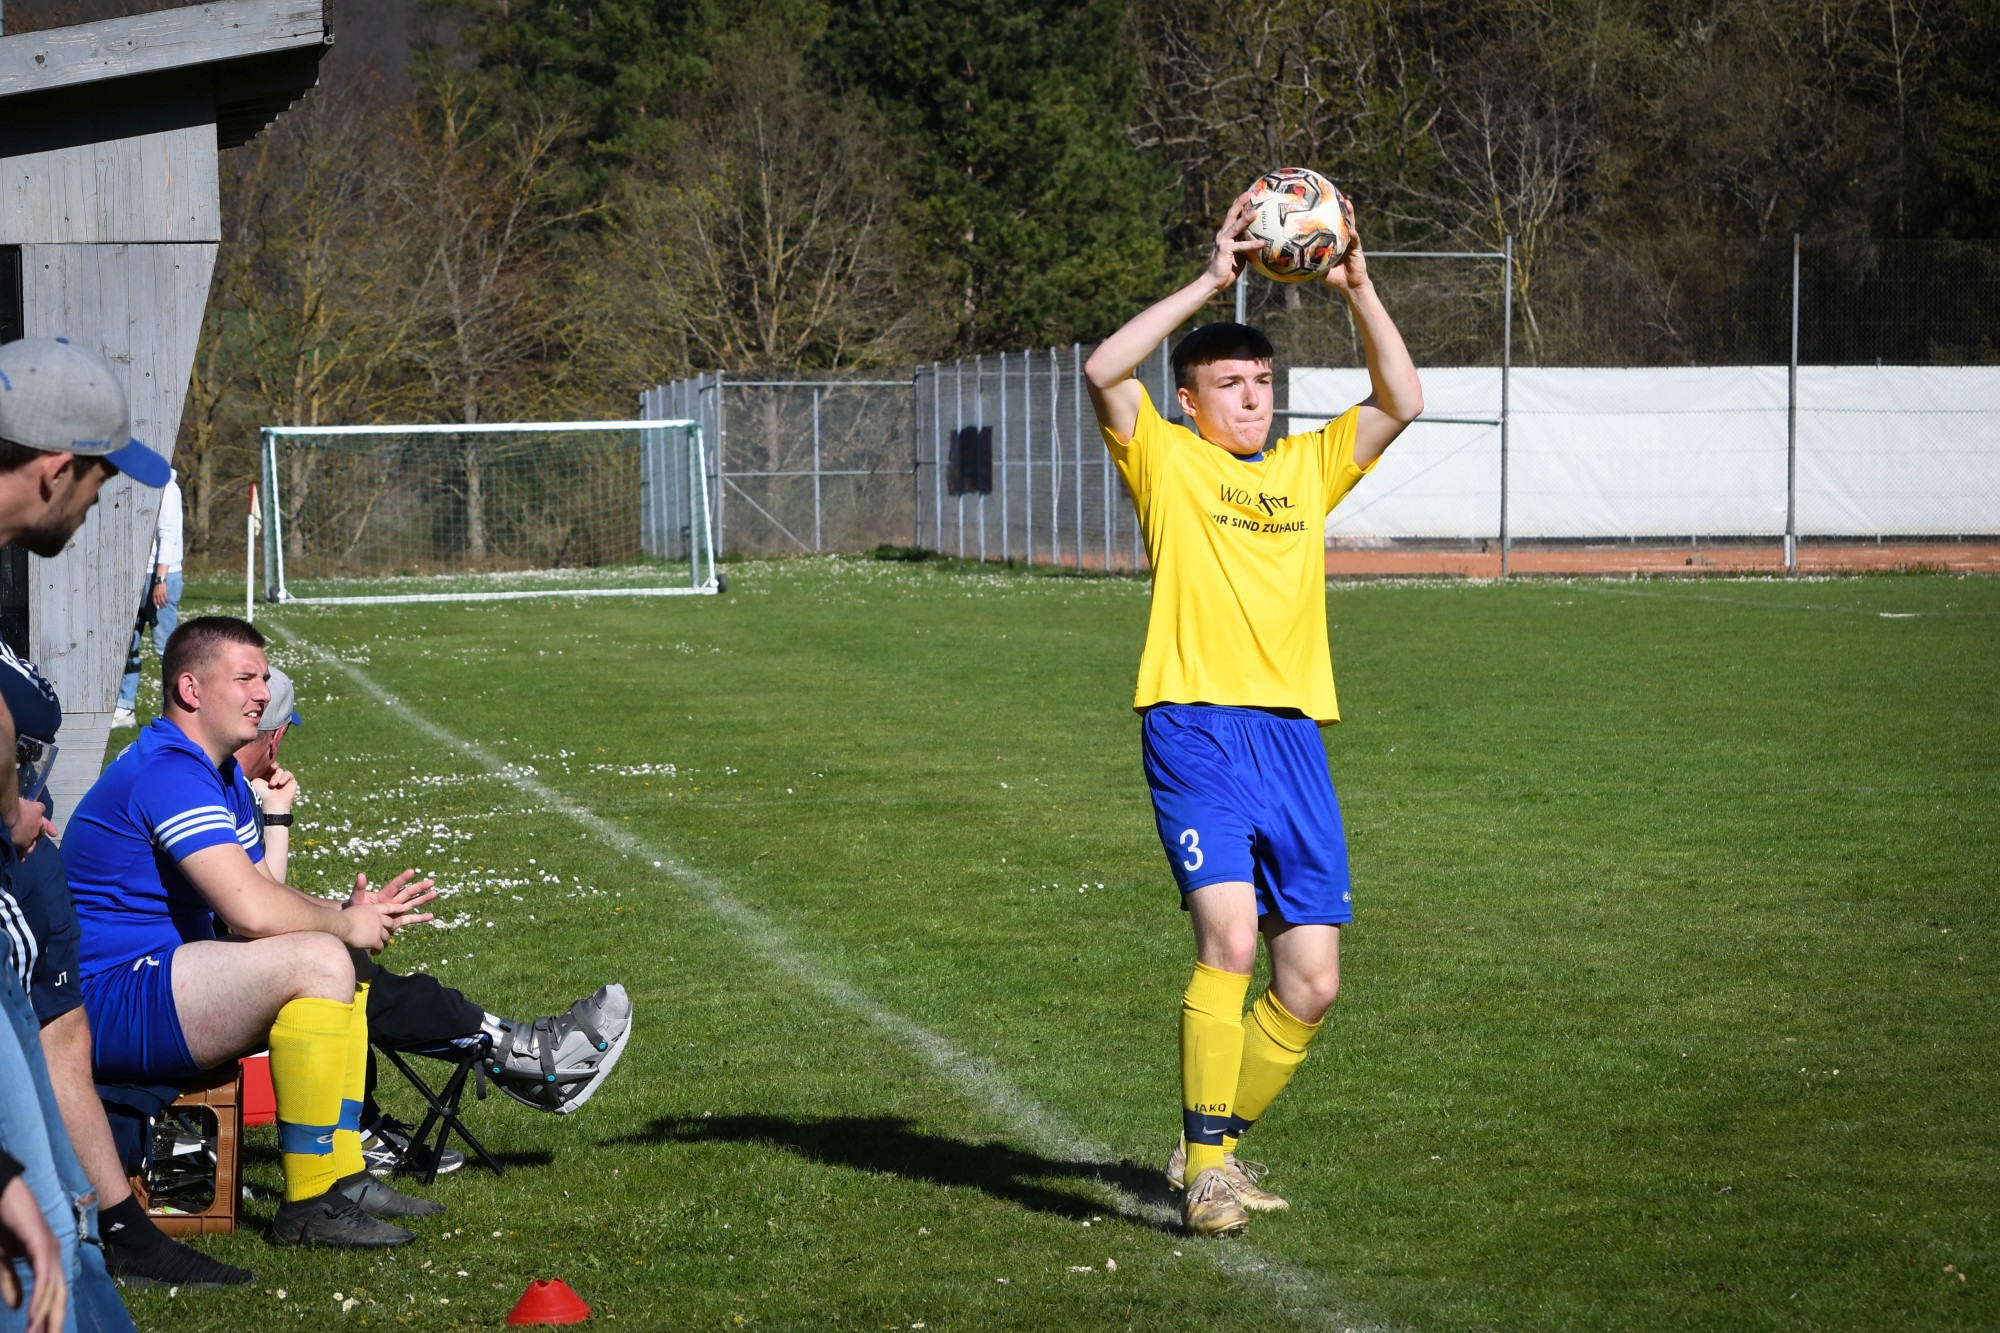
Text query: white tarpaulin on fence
1290 365 2000 539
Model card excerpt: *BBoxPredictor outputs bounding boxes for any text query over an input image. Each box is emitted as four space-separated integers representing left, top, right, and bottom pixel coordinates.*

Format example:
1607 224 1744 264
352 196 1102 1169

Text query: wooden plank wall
0 117 218 829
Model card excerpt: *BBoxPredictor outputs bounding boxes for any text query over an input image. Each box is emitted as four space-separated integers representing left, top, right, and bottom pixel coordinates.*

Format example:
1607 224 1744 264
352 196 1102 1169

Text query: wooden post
0 0 331 824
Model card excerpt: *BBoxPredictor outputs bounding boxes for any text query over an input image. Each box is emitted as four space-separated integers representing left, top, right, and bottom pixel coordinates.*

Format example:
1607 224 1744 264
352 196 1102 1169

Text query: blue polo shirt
64 717 263 979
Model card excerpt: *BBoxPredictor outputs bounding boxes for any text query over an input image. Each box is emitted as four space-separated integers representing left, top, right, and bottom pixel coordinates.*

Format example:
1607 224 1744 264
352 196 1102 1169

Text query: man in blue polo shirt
65 616 440 1248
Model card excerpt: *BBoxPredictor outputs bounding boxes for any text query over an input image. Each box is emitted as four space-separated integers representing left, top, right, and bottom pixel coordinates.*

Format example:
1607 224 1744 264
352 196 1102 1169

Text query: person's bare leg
171 934 353 1068
36 1010 122 1208
1262 919 1340 1023
1186 881 1260 973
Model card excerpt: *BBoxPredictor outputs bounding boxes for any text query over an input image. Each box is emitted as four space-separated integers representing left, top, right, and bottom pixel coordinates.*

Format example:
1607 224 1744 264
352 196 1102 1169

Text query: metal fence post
811 385 823 553
964 356 972 552
932 363 943 552
999 350 1010 563
1024 351 1035 566
976 354 988 562
1072 343 1084 571
1102 348 1115 571
1787 233 1800 575
1500 234 1514 578
1050 347 1062 567
911 369 923 549
715 369 728 562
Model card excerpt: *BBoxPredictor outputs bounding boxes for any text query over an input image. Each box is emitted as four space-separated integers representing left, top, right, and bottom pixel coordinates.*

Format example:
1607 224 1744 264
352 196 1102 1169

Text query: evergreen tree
815 0 1170 351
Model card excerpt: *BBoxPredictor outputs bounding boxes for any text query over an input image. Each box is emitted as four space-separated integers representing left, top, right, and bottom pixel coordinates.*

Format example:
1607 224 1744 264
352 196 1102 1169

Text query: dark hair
1170 323 1276 391
0 438 116 478
0 438 44 474
161 616 266 711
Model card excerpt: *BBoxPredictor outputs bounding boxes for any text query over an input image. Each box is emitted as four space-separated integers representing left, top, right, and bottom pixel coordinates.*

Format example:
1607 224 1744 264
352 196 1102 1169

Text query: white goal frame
257 419 719 607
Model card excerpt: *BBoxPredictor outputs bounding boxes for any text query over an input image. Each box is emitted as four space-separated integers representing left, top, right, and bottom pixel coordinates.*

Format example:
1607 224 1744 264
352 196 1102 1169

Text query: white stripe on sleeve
155 804 234 841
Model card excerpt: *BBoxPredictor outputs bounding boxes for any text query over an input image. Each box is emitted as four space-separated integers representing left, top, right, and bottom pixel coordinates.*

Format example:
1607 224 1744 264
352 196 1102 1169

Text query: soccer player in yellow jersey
1084 194 1423 1237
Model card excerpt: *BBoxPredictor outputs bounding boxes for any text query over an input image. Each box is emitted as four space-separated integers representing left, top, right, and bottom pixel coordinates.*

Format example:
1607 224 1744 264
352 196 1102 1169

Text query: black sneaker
270 1190 415 1248
335 1170 445 1220
102 1236 256 1289
362 1114 465 1177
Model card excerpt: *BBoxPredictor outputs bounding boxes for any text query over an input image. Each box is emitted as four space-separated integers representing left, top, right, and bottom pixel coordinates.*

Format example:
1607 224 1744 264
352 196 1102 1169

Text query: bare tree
1429 78 1596 361
390 78 593 560
1128 0 1442 249
613 49 928 378
217 75 429 562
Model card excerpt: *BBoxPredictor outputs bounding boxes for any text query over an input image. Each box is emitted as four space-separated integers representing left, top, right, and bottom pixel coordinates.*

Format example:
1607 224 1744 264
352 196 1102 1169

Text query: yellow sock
332 981 371 1182
1227 989 1322 1151
270 996 354 1201
1180 962 1250 1179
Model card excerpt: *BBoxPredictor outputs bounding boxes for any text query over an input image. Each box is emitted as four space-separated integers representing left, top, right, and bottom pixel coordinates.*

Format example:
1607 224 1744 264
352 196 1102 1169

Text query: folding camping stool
381 1033 507 1186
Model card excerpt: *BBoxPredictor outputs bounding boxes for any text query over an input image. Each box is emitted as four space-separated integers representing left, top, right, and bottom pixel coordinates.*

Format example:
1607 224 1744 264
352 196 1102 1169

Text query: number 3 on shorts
1178 828 1204 873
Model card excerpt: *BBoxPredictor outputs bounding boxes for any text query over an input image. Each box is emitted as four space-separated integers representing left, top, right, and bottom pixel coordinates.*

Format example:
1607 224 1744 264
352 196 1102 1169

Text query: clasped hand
342 867 438 952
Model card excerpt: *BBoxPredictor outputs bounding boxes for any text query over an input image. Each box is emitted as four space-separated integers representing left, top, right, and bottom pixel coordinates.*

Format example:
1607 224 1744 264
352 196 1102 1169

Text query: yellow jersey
1103 385 1374 723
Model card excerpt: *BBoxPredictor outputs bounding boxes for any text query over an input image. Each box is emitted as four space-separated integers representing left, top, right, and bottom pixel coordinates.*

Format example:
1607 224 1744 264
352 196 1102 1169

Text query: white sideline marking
281 585 716 607
276 628 1389 1333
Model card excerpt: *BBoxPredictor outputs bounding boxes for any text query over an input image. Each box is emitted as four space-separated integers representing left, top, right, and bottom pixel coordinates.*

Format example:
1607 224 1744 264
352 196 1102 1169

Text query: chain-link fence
915 345 1154 572
647 372 919 559
648 239 2000 570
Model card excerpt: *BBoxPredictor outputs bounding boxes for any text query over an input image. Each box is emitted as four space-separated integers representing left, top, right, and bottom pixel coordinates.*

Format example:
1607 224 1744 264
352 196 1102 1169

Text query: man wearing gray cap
0 337 167 1329
0 338 171 551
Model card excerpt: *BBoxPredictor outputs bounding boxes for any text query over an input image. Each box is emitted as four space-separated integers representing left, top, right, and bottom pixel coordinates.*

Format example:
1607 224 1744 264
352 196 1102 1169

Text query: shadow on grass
611 1114 1179 1231
241 1141 557 1176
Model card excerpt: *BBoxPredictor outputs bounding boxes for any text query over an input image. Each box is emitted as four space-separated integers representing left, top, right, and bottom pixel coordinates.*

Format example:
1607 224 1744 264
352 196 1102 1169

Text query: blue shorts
1141 704 1354 925
81 950 201 1084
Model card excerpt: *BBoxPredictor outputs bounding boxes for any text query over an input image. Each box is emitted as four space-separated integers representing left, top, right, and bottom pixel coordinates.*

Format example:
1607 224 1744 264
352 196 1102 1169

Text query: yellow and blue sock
1180 962 1251 1180
1226 989 1322 1152
333 981 371 1182
270 996 354 1202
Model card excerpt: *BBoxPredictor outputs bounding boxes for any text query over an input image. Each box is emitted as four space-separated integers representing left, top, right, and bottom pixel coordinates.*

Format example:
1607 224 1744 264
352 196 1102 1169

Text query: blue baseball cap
0 338 171 487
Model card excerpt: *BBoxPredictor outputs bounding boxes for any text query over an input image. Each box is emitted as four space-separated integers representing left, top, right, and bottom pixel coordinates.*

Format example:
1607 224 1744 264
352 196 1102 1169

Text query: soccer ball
1243 168 1354 283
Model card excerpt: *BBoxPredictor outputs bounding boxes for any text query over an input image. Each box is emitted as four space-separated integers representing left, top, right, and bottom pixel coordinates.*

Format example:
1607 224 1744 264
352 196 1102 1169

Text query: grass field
116 560 1997 1331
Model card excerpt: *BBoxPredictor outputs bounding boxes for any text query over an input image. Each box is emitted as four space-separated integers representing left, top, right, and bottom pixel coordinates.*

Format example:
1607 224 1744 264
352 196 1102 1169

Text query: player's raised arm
1321 220 1424 467
1085 194 1264 442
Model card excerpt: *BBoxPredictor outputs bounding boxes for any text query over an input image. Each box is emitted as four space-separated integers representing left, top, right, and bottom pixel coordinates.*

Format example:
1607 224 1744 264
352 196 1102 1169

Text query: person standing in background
111 469 181 730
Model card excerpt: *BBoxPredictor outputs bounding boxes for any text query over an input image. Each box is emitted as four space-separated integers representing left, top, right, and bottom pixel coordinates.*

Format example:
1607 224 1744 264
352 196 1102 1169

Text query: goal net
257 420 718 606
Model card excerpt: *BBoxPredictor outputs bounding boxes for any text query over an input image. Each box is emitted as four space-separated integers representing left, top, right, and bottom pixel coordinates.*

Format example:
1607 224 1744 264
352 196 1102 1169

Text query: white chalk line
272 627 1391 1333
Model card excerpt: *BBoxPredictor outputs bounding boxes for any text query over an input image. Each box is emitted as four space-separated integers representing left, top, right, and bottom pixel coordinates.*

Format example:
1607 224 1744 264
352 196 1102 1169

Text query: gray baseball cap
0 338 170 487
260 665 304 732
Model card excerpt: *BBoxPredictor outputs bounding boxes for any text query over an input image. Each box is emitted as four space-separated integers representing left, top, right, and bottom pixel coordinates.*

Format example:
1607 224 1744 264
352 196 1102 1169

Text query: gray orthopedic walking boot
485 983 634 1114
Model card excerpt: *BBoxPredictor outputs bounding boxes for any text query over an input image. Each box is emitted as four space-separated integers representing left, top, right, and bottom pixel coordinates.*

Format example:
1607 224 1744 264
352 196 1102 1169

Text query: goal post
257 420 718 607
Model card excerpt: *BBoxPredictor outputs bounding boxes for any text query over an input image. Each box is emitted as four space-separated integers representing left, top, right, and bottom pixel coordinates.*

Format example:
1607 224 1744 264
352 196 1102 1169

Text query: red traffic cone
507 1278 591 1325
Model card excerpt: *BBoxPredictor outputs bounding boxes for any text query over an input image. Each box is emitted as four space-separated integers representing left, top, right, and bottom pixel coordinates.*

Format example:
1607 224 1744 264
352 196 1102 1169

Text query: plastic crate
128 1063 241 1237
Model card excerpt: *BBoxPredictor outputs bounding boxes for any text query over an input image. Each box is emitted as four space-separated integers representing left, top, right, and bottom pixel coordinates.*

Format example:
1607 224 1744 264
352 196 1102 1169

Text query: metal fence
646 373 919 560
648 238 2000 572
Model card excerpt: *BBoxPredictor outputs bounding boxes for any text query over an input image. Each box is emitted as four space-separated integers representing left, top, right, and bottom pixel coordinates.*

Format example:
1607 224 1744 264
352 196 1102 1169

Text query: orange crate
128 1064 241 1237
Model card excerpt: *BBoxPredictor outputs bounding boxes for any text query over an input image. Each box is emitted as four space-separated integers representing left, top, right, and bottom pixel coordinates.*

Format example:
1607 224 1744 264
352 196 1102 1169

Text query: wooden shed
0 0 330 824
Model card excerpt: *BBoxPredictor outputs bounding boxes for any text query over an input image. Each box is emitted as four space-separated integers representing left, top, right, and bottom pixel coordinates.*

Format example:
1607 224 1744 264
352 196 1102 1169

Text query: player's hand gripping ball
1244 167 1355 283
